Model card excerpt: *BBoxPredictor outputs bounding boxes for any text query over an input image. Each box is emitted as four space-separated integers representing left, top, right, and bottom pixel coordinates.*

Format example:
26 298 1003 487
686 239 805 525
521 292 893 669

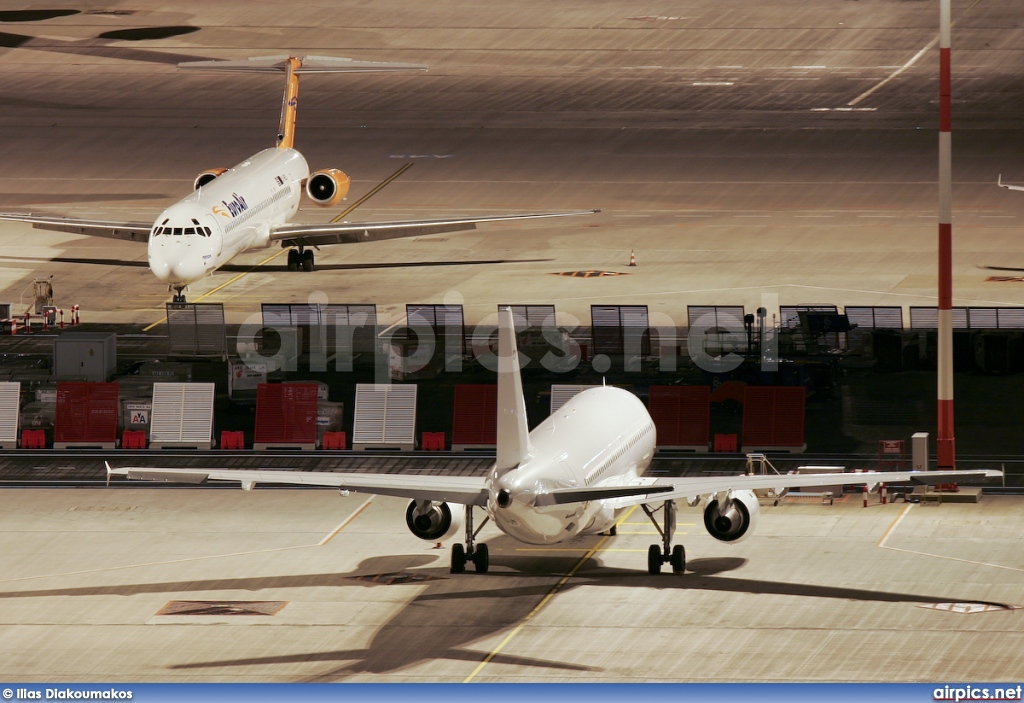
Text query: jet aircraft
0 56 596 302
107 308 999 575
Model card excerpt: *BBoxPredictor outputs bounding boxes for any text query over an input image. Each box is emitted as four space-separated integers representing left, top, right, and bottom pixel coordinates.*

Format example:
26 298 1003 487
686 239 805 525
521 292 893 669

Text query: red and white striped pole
937 0 955 470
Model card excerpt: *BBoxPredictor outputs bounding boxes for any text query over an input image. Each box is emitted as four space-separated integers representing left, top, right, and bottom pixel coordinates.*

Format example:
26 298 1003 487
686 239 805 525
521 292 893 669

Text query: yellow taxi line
463 505 639 683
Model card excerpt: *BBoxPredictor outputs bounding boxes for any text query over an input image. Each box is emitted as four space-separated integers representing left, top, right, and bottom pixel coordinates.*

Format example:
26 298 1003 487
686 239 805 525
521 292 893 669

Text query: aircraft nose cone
150 240 205 284
169 257 206 284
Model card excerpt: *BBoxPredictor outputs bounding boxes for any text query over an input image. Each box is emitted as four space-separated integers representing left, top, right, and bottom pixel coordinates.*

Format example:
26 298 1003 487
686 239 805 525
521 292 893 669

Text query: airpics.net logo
934 685 1024 701
233 289 782 384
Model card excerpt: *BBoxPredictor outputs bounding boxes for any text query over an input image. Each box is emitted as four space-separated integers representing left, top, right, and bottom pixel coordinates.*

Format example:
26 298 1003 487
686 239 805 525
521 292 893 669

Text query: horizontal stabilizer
178 55 427 74
535 483 673 506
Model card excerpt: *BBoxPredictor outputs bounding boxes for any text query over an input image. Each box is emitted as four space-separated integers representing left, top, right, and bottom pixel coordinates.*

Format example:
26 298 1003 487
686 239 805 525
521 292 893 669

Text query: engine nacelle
703 489 759 543
405 500 465 541
306 168 351 207
194 168 228 190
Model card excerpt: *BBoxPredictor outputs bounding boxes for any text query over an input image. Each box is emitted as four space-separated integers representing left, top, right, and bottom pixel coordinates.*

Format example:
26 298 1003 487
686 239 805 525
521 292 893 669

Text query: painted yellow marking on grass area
463 506 638 683
141 163 414 331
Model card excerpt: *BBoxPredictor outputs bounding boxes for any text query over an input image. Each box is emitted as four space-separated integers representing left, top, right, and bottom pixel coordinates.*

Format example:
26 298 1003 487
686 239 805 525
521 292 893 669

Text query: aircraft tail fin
177 56 426 150
496 307 533 471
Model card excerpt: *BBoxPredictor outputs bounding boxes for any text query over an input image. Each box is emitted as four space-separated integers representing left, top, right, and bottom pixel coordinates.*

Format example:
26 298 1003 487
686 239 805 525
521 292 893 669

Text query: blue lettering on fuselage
221 193 248 218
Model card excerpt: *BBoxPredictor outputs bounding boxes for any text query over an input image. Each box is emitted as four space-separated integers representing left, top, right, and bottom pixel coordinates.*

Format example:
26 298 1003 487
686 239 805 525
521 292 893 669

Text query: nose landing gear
286 247 314 272
170 286 188 304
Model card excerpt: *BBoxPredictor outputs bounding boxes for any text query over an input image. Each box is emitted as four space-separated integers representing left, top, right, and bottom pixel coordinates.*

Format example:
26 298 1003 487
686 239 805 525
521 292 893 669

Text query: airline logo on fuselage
212 193 248 218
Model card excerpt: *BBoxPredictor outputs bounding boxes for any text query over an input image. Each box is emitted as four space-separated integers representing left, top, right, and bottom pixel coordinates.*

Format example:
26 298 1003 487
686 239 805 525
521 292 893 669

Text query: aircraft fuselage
486 386 656 545
147 147 308 286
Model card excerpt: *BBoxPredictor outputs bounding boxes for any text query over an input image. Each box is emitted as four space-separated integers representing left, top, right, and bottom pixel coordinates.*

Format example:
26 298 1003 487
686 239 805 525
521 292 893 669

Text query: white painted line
735 215 771 218
877 503 1024 573
319 497 374 545
794 65 827 69
693 81 734 86
794 215 835 218
848 36 938 106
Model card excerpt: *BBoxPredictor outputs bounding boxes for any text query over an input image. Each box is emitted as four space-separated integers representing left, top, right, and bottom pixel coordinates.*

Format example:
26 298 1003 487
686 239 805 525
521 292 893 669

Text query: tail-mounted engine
194 168 228 190
405 500 465 541
703 489 759 543
306 168 351 207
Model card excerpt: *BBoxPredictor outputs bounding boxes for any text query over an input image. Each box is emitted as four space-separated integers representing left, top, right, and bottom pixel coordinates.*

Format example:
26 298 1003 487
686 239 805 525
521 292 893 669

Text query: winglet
496 307 533 471
997 174 1024 192
104 461 114 487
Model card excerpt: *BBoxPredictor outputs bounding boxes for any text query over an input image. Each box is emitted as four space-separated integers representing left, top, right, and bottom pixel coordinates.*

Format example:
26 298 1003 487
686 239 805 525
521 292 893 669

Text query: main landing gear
450 506 490 574
286 247 314 272
641 499 686 575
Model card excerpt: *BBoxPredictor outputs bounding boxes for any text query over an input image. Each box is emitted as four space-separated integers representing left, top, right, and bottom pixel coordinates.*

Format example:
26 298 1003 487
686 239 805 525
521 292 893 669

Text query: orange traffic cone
628 249 637 267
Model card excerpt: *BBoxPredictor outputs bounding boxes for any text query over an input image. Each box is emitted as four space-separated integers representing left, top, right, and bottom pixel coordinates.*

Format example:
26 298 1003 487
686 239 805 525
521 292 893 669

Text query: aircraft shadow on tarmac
0 542 1009 680
0 255 554 272
0 28 213 66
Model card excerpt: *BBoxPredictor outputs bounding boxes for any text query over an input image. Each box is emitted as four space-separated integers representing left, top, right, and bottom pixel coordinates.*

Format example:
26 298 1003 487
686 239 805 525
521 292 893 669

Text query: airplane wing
608 468 1002 508
998 175 1024 192
0 213 151 242
105 463 489 506
269 210 600 249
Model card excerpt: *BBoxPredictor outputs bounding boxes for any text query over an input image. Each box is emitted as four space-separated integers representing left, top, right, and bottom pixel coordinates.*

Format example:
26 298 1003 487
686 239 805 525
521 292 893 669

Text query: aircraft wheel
473 543 489 574
671 544 686 574
450 543 466 573
608 525 617 537
287 249 299 272
302 249 314 272
647 544 662 575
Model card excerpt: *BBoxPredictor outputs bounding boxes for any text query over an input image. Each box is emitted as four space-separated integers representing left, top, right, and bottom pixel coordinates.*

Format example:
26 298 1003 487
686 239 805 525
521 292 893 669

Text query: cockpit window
173 227 183 235
184 228 195 235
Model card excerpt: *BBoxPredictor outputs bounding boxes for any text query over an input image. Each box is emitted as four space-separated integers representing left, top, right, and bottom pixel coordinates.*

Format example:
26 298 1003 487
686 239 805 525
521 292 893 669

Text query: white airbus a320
0 56 597 303
107 307 999 575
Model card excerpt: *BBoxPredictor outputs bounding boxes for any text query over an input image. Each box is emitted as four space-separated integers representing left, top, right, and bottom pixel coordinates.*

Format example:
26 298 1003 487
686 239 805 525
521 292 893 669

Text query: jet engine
703 489 759 543
405 500 465 541
305 168 351 207
194 168 228 190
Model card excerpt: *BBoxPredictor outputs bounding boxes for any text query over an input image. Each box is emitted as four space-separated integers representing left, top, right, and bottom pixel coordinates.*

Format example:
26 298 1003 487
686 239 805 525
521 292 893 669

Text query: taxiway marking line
331 162 414 223
463 505 639 683
319 498 374 545
847 0 983 106
877 503 913 548
0 500 373 585
876 501 1024 572
141 163 414 331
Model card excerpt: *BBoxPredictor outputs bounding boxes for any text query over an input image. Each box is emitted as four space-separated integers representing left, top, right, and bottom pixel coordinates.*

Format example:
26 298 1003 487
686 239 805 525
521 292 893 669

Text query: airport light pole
937 0 955 469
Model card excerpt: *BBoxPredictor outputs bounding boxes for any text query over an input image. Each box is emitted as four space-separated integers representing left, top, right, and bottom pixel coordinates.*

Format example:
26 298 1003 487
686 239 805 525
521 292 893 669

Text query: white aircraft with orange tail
0 56 596 302
106 308 1000 576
